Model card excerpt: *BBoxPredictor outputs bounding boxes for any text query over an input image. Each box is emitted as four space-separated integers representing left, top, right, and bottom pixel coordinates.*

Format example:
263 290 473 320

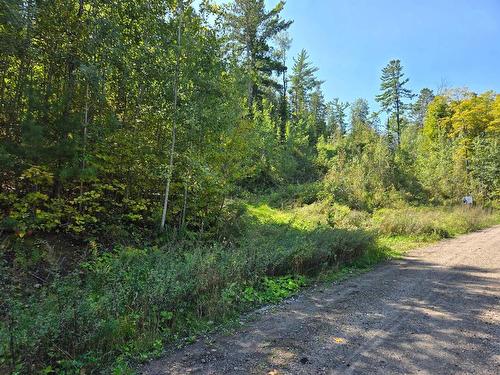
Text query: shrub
326 203 370 229
373 206 498 238
3 201 496 373
263 182 321 208
0 208 375 373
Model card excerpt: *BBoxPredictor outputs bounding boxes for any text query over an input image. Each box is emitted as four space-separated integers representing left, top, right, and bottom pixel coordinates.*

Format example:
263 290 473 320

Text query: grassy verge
1 202 498 374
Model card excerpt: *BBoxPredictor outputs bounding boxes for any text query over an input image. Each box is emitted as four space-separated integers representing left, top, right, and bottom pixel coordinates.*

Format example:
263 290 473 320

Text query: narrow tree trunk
160 1 183 231
79 83 89 209
181 182 188 229
12 0 35 136
280 55 287 142
395 100 400 146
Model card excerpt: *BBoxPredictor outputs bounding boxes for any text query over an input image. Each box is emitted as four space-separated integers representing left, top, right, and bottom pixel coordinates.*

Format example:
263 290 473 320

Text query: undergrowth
1 202 498 374
373 206 499 238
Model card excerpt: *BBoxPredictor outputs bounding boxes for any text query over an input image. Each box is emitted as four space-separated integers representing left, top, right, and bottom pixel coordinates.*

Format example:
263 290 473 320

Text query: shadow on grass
143 238 500 374
1 213 380 373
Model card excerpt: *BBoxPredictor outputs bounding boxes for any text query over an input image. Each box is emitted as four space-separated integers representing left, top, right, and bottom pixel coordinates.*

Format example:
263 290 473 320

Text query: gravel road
142 226 500 374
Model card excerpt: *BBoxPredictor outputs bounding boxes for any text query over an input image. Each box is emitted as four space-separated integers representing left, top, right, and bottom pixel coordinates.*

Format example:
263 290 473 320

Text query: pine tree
222 0 292 111
327 99 349 136
350 98 370 135
274 31 292 142
289 49 322 119
309 86 327 143
375 59 413 146
411 88 435 127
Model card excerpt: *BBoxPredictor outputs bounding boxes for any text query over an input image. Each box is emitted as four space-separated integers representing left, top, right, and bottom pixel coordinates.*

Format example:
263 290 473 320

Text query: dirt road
142 226 500 374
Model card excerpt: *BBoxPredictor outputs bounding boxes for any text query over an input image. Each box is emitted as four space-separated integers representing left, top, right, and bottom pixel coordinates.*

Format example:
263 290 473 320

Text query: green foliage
419 90 500 203
1 177 153 241
0 0 252 239
375 59 414 145
326 203 371 230
290 49 323 118
2 0 494 240
326 99 349 136
320 130 399 211
257 182 321 208
220 0 292 109
470 136 500 202
373 206 498 238
224 275 307 305
1 0 499 373
1 202 375 373
2 195 498 373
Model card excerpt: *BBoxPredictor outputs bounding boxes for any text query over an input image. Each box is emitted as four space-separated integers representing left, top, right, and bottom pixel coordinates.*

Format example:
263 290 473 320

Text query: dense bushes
261 182 322 208
0 169 154 241
2 197 498 373
373 206 499 238
319 132 396 211
0 205 376 373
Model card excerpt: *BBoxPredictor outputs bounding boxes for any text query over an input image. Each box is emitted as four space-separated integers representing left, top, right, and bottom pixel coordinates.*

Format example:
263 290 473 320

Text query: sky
271 0 500 111
196 0 500 111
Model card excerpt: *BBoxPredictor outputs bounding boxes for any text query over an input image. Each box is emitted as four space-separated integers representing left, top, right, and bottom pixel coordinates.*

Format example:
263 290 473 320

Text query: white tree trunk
161 1 184 231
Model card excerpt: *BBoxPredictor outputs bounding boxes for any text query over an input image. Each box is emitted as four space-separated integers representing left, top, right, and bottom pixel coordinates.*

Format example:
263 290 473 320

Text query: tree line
0 0 498 241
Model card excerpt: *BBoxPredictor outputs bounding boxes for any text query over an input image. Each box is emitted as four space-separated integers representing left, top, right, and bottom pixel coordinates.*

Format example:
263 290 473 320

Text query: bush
3 200 496 373
373 206 498 238
262 182 321 208
326 203 370 229
1 207 375 373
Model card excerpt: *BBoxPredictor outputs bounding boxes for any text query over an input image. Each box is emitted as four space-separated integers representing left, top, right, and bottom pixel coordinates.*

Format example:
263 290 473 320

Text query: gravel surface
142 226 500 374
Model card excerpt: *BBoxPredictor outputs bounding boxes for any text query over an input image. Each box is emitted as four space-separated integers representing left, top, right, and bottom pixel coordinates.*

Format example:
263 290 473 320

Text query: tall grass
2 203 498 373
373 206 499 238
1 204 375 374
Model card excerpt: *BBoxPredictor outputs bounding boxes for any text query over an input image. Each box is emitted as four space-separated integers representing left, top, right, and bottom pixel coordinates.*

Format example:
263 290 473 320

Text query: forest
0 0 499 373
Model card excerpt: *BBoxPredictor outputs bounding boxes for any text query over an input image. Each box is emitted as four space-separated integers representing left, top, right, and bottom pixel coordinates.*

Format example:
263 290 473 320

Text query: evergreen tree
327 98 349 136
412 88 435 127
369 111 382 133
375 59 413 146
350 98 370 135
221 0 292 110
309 85 327 143
289 49 322 119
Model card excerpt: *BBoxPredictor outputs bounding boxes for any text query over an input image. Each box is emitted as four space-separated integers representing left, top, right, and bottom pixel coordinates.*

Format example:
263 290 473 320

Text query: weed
1 202 498 373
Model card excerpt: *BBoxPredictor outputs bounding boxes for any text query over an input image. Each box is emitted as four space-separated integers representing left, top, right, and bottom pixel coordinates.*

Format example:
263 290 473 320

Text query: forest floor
141 225 500 375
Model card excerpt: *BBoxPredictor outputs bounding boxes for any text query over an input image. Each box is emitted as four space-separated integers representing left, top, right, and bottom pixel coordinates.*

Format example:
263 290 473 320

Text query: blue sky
197 0 500 111
273 0 500 110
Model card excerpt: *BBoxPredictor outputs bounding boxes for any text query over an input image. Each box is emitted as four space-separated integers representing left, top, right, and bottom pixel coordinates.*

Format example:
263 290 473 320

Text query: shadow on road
144 236 500 374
